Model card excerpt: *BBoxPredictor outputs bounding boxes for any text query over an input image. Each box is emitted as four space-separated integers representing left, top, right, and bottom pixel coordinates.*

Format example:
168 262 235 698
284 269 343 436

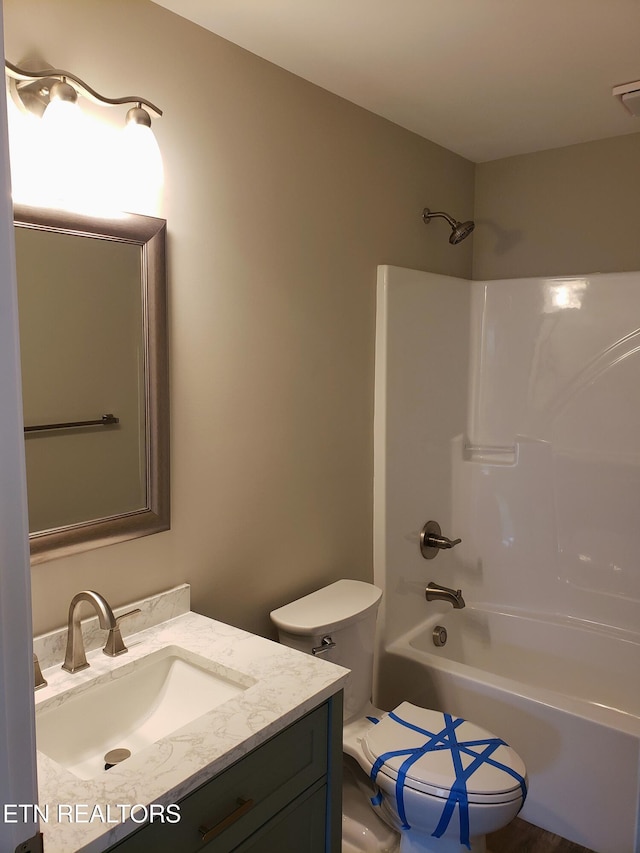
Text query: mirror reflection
14 205 170 563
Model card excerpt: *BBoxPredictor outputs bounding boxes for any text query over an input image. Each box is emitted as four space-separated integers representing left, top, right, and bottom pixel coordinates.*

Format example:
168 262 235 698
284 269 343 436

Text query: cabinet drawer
110 703 329 853
231 781 327 853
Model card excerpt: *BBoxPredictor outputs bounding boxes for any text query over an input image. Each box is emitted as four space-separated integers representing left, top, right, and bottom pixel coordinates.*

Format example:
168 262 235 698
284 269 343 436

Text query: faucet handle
420 520 462 560
103 608 141 657
34 653 47 690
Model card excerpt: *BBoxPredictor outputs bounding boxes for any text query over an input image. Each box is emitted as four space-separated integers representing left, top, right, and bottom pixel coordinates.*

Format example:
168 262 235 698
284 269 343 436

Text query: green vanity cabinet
108 694 342 853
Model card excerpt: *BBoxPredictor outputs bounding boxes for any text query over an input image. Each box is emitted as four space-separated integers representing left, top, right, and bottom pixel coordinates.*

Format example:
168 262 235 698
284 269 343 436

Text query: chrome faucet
425 582 465 609
62 591 140 673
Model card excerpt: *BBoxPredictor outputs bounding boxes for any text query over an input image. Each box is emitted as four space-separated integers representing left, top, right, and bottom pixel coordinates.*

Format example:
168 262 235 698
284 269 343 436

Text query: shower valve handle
420 520 461 560
429 534 461 550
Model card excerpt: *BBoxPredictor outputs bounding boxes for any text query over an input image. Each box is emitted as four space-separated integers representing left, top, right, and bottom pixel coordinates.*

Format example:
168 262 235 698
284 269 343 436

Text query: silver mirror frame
14 204 170 564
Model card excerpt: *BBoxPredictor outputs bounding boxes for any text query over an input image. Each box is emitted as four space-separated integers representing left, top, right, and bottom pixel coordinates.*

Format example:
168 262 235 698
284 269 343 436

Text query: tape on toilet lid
364 702 526 798
364 702 527 849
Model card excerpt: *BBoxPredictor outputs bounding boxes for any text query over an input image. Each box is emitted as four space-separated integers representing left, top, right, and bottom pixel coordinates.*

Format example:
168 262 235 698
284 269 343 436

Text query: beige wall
473 132 640 280
4 0 474 637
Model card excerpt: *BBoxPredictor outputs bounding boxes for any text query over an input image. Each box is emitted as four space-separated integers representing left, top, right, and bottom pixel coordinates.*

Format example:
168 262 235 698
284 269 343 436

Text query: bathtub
376 605 640 853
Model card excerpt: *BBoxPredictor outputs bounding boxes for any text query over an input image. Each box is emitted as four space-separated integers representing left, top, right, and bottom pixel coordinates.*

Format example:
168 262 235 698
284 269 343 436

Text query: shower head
449 219 475 244
422 208 475 244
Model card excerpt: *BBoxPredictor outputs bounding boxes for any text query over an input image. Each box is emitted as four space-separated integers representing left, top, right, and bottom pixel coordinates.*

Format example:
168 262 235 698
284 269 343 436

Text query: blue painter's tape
369 711 527 850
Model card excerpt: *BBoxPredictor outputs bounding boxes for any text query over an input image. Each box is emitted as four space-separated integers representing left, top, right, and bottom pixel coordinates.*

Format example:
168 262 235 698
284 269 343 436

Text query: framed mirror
14 204 169 564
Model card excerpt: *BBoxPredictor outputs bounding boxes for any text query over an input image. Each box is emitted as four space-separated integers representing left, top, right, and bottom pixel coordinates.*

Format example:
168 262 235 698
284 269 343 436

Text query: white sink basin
36 645 255 779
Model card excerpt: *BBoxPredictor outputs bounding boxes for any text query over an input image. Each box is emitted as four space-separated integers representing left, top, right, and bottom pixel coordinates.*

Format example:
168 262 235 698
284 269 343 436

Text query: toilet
270 580 527 853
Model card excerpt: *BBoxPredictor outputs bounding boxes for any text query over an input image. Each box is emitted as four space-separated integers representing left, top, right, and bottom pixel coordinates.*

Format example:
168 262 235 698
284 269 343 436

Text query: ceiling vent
612 80 640 117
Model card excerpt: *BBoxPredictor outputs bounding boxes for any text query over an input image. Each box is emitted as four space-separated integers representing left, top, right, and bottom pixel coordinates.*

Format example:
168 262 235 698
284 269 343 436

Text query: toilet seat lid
362 702 527 804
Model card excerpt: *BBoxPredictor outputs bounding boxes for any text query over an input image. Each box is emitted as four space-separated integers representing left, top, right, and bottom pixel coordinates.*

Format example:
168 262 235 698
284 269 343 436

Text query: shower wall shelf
24 413 120 433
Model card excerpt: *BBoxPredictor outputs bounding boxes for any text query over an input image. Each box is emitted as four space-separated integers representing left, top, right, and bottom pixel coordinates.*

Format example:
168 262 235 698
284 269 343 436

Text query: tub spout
425 582 465 609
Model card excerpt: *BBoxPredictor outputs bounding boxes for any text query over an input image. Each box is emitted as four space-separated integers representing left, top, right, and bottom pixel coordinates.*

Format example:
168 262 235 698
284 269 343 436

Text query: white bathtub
377 605 640 853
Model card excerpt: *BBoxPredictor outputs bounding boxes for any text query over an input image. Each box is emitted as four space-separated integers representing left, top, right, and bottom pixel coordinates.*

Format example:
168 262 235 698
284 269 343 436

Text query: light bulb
42 79 80 128
120 108 163 215
40 81 93 211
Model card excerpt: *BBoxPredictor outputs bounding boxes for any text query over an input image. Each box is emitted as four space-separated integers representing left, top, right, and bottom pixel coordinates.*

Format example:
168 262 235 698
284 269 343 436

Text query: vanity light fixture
6 60 164 215
5 59 162 128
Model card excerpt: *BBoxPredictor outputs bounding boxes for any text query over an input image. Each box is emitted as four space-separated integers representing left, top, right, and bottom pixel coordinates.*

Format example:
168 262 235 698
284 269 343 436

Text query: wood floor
488 818 596 853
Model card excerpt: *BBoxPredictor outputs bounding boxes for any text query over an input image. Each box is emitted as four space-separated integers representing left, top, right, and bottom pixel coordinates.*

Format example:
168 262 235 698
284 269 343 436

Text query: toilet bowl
344 702 526 852
270 580 527 853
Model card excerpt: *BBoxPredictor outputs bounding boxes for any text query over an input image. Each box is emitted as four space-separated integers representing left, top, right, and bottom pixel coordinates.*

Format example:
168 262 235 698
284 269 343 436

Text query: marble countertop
34 592 348 853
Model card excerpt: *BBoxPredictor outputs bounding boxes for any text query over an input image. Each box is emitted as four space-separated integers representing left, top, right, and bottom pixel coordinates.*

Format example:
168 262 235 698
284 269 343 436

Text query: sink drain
104 748 131 770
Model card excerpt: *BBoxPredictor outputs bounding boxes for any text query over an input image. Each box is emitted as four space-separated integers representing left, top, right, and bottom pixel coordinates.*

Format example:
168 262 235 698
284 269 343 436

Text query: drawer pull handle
198 797 255 844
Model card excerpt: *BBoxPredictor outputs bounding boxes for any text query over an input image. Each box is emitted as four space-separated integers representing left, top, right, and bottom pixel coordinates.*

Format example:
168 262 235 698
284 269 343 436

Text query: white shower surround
373 265 640 853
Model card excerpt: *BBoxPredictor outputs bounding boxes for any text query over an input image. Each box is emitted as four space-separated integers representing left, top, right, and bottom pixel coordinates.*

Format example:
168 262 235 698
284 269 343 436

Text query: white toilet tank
270 579 382 723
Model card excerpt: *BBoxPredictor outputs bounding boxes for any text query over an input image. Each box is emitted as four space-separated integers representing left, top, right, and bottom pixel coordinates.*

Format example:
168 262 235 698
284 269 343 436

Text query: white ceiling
152 0 640 163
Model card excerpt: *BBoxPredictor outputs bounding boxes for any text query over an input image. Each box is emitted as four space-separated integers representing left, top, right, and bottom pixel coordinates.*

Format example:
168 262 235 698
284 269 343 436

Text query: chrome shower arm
422 208 457 228
422 206 475 244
